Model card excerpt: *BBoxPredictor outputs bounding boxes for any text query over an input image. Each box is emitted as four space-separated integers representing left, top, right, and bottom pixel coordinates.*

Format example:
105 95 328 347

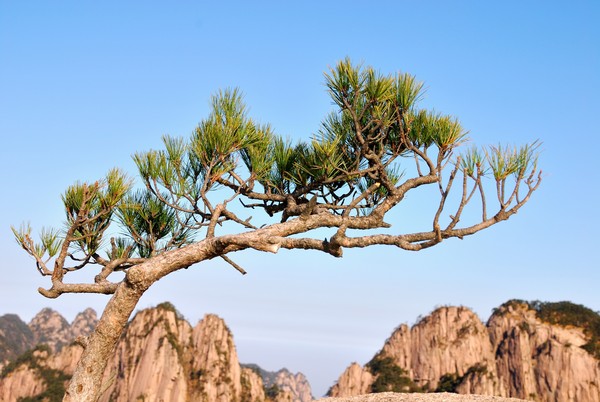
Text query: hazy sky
1 1 599 396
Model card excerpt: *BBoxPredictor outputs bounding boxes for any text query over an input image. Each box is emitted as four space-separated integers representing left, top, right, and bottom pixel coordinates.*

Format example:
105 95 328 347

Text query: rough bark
63 281 143 401
63 236 220 401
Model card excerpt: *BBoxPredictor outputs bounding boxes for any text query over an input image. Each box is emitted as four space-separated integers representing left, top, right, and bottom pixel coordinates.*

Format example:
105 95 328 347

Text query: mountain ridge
0 303 313 402
329 300 600 402
0 307 97 368
1 300 599 401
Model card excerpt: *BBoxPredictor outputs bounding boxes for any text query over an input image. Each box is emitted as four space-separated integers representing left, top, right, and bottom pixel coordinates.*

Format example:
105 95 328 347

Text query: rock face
381 306 500 392
0 344 82 401
0 358 48 401
488 301 600 402
328 363 373 397
0 303 313 402
100 304 192 402
330 301 600 402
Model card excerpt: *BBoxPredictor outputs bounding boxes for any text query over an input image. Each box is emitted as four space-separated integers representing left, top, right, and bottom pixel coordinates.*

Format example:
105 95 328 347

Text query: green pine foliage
366 356 422 393
12 59 542 272
435 373 461 393
434 364 488 393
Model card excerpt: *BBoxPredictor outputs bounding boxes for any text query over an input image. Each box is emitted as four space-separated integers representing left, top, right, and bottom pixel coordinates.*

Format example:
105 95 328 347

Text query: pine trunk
61 239 216 401
63 281 144 401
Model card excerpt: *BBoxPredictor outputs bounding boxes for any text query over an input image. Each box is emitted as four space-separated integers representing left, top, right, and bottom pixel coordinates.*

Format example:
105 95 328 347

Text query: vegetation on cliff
532 300 600 360
499 299 600 359
435 364 488 393
1 344 69 402
367 356 422 393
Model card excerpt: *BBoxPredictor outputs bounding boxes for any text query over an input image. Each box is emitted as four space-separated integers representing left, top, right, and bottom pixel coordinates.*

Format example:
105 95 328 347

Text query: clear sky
1 1 599 397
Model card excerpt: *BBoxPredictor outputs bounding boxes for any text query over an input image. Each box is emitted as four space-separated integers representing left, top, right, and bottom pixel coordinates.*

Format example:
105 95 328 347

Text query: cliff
329 301 600 402
6 299 595 402
0 303 313 402
488 301 600 401
100 304 192 402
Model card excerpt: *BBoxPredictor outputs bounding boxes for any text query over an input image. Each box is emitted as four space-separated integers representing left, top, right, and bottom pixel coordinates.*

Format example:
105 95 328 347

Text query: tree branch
220 255 247 275
39 281 118 299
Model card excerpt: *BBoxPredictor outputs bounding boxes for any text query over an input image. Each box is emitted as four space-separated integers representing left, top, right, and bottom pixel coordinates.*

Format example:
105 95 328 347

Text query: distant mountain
28 308 76 352
0 308 98 366
243 364 313 402
329 300 600 402
5 300 597 402
0 314 34 363
0 302 313 402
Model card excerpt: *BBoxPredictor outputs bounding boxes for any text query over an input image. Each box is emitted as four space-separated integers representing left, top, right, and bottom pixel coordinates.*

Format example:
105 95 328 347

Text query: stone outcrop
0 303 313 402
99 305 308 402
317 393 531 402
330 301 600 402
328 362 373 397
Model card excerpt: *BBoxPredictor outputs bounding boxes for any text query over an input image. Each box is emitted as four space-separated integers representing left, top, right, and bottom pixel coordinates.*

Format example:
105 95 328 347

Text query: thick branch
39 281 118 299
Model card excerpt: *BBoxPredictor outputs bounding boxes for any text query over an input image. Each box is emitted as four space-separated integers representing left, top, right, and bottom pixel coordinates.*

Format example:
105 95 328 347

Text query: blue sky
1 1 599 396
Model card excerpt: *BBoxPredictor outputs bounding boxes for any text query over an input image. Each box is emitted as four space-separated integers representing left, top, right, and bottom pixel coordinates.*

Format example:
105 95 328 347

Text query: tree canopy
12 59 541 401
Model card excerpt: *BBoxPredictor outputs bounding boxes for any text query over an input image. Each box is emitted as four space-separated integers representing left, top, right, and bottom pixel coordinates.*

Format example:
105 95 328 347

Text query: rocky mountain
28 307 98 352
27 308 72 352
0 303 313 402
0 314 34 364
243 364 314 402
329 300 600 402
0 307 97 367
4 299 597 402
69 308 99 341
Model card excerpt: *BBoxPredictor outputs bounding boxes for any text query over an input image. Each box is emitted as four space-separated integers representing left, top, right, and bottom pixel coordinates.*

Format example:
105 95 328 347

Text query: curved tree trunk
63 280 144 402
62 238 217 401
